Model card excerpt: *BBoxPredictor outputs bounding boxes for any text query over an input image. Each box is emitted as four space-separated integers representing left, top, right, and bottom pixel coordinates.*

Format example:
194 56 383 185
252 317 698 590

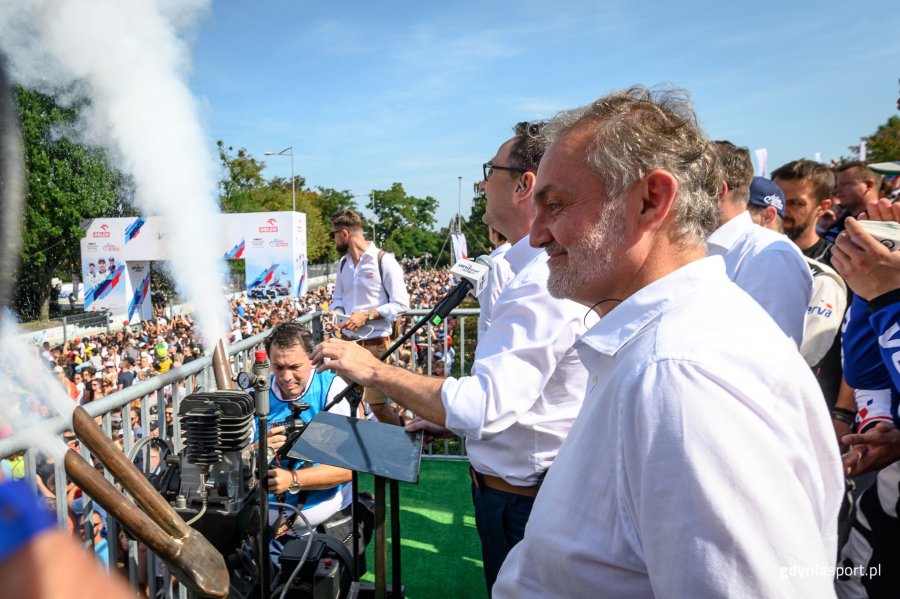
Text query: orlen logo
92 224 111 238
259 218 279 233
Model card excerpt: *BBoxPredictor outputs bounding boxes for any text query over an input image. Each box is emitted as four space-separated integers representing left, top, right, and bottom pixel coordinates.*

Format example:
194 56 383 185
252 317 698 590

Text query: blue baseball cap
748 177 785 219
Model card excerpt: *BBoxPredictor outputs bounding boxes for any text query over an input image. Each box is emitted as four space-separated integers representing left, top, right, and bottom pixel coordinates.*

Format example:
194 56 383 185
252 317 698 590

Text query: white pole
457 176 462 233
290 146 296 212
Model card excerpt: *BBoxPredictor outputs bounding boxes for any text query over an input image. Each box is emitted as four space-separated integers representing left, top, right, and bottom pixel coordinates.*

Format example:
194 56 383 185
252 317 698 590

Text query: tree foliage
368 183 442 257
861 115 900 164
13 87 126 321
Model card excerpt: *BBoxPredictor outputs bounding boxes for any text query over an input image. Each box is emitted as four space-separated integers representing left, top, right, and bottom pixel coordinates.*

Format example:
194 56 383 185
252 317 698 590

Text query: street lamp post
264 145 296 212
369 191 377 243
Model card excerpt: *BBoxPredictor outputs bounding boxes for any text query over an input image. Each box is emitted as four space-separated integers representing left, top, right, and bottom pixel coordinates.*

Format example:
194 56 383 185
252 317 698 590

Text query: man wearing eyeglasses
313 121 591 595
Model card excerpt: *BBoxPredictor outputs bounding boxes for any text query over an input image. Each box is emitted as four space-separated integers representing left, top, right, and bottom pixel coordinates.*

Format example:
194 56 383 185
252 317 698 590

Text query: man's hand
841 422 900 477
266 424 287 453
405 416 454 445
311 337 384 386
342 310 370 332
831 212 900 300
267 467 294 494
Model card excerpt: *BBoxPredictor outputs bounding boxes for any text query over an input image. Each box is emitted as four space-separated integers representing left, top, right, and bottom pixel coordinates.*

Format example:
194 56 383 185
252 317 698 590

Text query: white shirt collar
707 210 751 249
489 242 511 259
362 241 379 259
577 256 727 356
504 235 543 275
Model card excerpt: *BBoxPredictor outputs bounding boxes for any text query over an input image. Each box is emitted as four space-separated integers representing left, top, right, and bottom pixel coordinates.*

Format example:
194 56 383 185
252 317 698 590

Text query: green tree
863 115 900 164
13 87 125 321
313 187 359 263
315 187 358 222
217 140 267 212
368 183 442 257
848 115 900 165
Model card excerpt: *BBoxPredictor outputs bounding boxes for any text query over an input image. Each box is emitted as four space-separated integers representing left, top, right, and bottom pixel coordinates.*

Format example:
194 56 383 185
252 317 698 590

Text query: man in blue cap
708 141 812 347
747 175 788 231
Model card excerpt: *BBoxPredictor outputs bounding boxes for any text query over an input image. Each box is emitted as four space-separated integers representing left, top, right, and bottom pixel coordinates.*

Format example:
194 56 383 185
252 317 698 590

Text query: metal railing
1 306 480 520
307 261 339 280
59 308 112 346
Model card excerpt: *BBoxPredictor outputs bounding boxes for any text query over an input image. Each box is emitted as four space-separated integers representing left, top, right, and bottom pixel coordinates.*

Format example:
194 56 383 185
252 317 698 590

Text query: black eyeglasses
483 162 527 180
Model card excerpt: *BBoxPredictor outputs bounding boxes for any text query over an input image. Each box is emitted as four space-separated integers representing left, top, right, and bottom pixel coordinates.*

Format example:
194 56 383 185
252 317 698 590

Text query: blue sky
188 0 900 229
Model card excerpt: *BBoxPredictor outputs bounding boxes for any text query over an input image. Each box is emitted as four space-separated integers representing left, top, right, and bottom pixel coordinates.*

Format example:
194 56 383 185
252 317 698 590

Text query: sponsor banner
451 232 468 263
292 213 308 297
80 212 309 307
224 239 245 260
81 219 127 313
120 217 171 261
125 262 152 324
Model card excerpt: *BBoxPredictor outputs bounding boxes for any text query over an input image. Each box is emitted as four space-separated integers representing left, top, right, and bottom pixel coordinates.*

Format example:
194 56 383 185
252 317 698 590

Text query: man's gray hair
541 86 721 244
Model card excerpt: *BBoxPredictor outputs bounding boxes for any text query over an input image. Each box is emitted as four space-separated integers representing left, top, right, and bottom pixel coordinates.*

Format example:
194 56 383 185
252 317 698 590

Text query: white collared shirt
477 242 515 336
330 242 410 340
707 210 812 347
441 236 593 486
494 256 843 599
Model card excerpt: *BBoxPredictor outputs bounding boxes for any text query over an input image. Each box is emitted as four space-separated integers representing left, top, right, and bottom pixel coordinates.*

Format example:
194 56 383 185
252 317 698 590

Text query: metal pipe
253 349 271 596
391 479 402 597
67 406 229 598
72 406 183 538
375 476 386 599
212 338 234 390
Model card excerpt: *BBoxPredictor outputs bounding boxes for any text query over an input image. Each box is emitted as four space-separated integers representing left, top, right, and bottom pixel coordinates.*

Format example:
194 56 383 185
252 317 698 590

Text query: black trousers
470 478 536 597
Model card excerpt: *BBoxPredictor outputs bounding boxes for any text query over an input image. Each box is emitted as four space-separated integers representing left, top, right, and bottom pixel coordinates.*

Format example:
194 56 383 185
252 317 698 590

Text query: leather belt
356 336 390 347
470 466 540 498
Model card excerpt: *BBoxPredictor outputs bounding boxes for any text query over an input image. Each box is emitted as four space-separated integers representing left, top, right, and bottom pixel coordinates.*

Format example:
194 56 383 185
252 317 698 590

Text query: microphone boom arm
323 277 474 413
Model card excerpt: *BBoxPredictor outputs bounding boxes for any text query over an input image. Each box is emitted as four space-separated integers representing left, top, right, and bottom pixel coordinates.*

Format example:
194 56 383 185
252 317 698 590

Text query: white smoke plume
0 0 228 347
0 313 71 463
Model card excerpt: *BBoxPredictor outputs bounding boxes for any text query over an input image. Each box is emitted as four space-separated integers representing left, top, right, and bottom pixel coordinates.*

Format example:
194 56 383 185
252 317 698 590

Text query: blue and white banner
451 232 468 263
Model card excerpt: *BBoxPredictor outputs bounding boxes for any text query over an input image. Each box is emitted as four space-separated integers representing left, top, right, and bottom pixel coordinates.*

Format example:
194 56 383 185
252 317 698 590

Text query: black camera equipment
275 400 310 461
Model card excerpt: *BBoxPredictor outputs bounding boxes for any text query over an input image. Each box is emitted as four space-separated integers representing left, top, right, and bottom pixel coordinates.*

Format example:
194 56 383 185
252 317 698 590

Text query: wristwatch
367 309 379 321
288 470 301 495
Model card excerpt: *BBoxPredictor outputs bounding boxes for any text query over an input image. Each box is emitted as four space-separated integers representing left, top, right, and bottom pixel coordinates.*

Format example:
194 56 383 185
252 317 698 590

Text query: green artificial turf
357 459 487 598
